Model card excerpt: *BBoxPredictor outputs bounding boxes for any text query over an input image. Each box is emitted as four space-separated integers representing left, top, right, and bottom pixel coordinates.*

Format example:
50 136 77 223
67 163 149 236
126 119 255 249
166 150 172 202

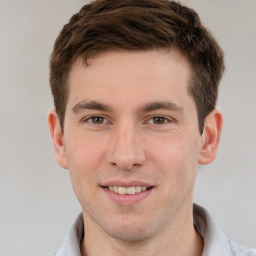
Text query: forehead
68 49 193 109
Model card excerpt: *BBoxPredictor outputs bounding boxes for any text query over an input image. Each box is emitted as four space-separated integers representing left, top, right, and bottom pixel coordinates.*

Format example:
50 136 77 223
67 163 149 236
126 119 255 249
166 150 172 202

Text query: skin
48 49 222 256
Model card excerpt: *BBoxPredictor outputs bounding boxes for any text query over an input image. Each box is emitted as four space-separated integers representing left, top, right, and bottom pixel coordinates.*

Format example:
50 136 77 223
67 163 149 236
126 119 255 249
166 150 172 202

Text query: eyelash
82 115 173 126
83 115 109 125
146 116 173 125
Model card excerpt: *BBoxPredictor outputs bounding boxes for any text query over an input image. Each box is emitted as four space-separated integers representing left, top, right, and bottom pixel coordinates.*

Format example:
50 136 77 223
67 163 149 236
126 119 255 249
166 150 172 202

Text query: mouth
101 181 154 205
103 185 153 195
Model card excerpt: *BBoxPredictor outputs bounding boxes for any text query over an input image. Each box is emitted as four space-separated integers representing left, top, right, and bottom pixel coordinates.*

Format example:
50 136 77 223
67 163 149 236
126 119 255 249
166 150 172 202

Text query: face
49 49 221 242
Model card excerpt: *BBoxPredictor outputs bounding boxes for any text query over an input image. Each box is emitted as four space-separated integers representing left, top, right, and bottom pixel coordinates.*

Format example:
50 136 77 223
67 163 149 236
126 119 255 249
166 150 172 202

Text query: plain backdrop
0 0 255 255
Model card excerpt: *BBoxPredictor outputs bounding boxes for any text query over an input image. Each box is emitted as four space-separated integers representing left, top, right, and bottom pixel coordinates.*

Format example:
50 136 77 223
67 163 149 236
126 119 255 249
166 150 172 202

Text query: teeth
118 186 126 195
126 187 135 195
107 186 148 195
135 186 141 193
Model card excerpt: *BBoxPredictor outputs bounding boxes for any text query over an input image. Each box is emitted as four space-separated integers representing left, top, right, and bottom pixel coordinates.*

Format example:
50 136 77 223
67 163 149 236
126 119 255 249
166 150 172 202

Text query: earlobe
198 109 223 165
48 109 68 169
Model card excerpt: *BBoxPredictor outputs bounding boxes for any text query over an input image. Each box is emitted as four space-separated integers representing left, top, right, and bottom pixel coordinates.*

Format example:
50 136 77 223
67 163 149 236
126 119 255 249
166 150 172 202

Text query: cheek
65 131 106 171
156 141 199 212
150 134 200 185
64 133 107 198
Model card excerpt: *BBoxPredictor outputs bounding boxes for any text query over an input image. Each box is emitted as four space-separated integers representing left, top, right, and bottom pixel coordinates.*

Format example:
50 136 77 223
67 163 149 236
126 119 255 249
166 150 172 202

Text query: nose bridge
109 120 145 170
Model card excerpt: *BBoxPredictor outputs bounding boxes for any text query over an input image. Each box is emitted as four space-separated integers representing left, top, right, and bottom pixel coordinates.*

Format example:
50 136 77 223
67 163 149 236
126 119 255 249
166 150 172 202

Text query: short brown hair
50 0 225 134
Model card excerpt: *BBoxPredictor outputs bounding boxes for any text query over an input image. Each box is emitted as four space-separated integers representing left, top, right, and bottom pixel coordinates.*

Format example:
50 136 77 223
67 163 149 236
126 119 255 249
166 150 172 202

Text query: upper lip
101 180 153 188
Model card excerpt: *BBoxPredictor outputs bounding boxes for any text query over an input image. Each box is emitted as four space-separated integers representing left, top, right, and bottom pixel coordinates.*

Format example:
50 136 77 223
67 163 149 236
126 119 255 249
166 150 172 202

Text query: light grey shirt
47 204 256 256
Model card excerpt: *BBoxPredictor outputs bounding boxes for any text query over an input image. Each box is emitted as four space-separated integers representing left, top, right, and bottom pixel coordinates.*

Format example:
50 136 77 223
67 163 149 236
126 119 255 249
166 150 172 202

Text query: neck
80 205 204 256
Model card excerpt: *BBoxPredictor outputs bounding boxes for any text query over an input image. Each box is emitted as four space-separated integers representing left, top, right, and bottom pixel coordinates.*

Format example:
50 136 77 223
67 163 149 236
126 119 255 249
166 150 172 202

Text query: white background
0 1 255 255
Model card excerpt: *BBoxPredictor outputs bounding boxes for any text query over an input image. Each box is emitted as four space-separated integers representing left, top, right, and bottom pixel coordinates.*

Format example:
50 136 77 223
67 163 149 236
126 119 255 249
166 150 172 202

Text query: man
47 0 256 255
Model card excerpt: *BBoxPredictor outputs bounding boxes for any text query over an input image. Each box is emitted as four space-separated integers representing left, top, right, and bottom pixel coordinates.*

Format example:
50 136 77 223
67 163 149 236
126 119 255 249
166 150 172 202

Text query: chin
102 217 160 242
106 227 151 242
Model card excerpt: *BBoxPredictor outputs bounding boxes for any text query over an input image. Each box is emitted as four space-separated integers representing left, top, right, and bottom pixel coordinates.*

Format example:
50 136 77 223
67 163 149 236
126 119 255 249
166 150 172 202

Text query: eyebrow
72 101 112 113
72 100 184 114
140 101 184 113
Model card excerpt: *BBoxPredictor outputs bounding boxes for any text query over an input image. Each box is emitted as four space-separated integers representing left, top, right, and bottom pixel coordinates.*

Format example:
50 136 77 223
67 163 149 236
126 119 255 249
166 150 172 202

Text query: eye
148 116 170 124
85 116 107 124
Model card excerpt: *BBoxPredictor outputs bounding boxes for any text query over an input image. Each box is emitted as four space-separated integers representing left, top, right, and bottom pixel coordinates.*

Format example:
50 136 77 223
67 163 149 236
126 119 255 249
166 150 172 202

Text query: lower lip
102 187 153 205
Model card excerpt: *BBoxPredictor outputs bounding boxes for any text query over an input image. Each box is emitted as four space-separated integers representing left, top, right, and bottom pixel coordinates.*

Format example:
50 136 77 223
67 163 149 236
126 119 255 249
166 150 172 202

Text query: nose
108 122 146 170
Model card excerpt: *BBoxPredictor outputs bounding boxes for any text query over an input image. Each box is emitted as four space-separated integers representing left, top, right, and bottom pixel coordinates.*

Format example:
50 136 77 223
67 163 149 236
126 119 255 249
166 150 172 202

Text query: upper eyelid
84 115 105 119
80 114 175 124
81 115 105 122
146 115 174 121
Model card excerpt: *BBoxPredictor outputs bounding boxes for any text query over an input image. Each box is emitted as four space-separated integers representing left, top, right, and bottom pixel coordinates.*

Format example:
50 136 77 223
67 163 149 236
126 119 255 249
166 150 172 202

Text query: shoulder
228 240 256 256
45 213 84 256
193 204 256 256
45 248 62 256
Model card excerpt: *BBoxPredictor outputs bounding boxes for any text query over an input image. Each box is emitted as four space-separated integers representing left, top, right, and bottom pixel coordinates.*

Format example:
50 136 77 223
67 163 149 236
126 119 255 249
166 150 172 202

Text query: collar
53 204 253 256
193 204 233 255
58 213 84 256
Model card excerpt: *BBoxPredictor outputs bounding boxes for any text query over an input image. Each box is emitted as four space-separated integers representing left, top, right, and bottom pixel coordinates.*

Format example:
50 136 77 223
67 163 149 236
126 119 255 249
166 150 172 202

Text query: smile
107 186 149 195
102 183 154 205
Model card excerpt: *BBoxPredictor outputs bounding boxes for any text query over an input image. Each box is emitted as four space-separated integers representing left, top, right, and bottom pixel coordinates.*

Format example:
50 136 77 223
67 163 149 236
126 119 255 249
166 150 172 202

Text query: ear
198 108 223 165
48 109 68 169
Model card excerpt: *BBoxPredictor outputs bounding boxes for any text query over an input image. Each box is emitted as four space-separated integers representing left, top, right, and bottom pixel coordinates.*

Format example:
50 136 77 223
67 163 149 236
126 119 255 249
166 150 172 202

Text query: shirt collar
60 213 84 256
59 204 233 256
193 204 232 255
